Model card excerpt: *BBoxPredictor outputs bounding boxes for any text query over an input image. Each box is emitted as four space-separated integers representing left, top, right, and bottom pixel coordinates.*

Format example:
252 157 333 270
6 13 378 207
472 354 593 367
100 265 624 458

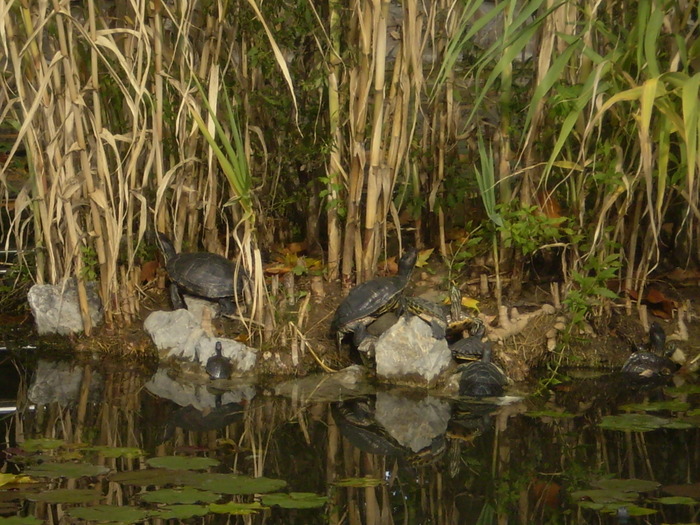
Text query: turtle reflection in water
621 322 677 379
206 341 233 380
331 247 417 349
157 233 248 315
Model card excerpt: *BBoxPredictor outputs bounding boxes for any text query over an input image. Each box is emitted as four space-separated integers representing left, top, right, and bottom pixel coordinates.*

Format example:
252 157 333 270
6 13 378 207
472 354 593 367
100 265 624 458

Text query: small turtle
158 233 248 315
445 284 481 341
621 322 676 378
458 345 509 397
206 341 233 380
401 296 448 339
450 321 488 361
331 247 418 348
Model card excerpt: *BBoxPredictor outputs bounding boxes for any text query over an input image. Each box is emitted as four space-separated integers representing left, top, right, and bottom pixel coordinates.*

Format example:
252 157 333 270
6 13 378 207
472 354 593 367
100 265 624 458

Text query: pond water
0 348 699 525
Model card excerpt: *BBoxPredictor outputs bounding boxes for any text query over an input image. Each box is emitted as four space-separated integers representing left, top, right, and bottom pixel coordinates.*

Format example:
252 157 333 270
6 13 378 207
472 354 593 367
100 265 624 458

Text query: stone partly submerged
27 278 103 335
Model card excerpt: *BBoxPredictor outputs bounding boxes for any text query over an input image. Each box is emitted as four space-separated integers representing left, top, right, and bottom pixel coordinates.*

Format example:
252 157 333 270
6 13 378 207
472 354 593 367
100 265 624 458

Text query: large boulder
27 279 103 335
374 315 452 386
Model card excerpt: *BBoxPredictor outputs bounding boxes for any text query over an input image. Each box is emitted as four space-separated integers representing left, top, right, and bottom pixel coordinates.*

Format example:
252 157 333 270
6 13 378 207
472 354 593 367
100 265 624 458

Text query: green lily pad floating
146 456 219 471
0 518 44 525
656 496 698 505
156 504 210 520
576 501 656 516
662 420 696 430
620 401 690 412
262 492 328 509
109 468 203 486
24 488 102 504
24 462 110 479
688 408 700 417
86 446 145 459
195 474 286 495
333 477 384 487
209 501 267 515
571 489 638 504
599 413 669 432
20 439 65 452
68 505 154 523
524 410 576 419
666 384 700 395
140 487 219 505
593 479 660 493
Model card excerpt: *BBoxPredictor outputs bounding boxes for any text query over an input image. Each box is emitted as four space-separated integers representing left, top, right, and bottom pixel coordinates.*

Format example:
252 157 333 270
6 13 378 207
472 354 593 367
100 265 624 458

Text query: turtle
450 320 489 361
445 284 482 341
205 341 233 380
458 344 509 397
401 296 448 339
158 233 248 315
621 322 676 378
331 247 417 348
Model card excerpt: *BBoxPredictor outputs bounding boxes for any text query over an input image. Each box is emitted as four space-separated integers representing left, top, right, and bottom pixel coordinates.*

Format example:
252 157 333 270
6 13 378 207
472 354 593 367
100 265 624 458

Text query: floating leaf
196 474 286 495
24 488 102 504
620 401 690 412
262 492 328 509
571 489 638 504
656 496 698 505
524 410 576 419
593 479 660 493
599 414 669 432
67 505 154 522
146 456 219 471
0 474 35 488
208 502 266 515
666 384 700 395
156 504 210 520
86 446 145 459
24 462 109 479
617 505 657 516
663 420 696 430
140 487 219 505
20 439 65 452
0 517 44 525
333 477 384 488
688 408 700 417
109 468 202 486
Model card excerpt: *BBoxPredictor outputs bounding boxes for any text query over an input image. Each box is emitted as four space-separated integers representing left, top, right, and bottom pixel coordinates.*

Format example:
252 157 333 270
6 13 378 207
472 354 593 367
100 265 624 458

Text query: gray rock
143 309 258 374
374 391 451 453
374 316 452 386
28 360 103 405
27 279 103 335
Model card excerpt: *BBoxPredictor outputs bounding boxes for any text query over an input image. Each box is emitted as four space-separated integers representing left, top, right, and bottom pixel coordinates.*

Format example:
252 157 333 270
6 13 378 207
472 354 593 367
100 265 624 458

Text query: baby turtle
621 322 676 378
450 321 488 361
206 341 233 380
458 345 509 397
331 247 417 348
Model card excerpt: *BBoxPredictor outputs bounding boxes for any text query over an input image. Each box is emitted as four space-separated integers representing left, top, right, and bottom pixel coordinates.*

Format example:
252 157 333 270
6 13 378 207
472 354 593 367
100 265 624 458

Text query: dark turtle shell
331 247 417 344
621 322 675 378
401 296 448 339
458 346 508 397
450 322 487 361
158 233 247 312
206 341 233 380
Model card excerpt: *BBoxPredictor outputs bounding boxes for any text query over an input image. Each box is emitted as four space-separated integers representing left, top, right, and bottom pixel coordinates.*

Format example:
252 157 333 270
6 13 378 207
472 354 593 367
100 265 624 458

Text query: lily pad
86 446 145 459
67 505 154 523
208 501 266 515
333 477 384 487
140 487 219 505
20 439 65 452
262 492 328 509
146 456 219 471
688 408 700 417
0 518 44 525
24 462 110 479
656 496 698 505
24 488 102 504
620 401 690 412
593 479 660 493
662 420 696 430
571 489 638 504
599 414 669 432
156 504 210 519
109 468 203 486
196 474 286 495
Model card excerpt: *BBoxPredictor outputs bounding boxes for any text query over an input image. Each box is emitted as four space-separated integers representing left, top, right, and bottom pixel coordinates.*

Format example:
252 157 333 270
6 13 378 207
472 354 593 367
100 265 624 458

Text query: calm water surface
0 348 699 525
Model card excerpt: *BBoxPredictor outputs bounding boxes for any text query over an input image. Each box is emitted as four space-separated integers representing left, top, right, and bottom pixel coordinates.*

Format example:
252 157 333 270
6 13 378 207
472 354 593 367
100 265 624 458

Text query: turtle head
215 341 223 356
648 322 666 352
157 232 177 261
398 246 418 277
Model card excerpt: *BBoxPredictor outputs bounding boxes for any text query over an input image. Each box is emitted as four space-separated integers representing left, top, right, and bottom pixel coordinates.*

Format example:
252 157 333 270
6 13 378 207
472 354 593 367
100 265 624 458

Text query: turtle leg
429 320 446 340
352 323 369 347
170 284 186 310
